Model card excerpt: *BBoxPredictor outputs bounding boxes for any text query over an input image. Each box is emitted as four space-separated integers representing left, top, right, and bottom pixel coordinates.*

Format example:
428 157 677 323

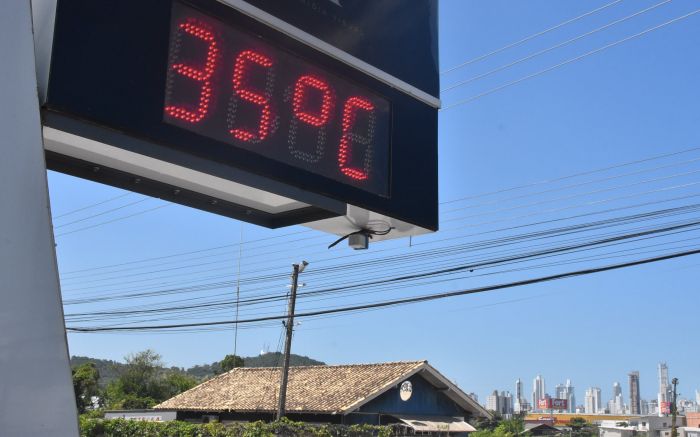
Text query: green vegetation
79 417 391 437
102 350 198 409
218 354 244 373
568 417 598 437
71 352 325 384
472 415 525 437
73 362 101 413
241 352 324 368
472 415 598 437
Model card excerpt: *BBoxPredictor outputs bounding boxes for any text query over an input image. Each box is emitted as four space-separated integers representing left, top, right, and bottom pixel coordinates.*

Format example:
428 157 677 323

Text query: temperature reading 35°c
163 2 391 196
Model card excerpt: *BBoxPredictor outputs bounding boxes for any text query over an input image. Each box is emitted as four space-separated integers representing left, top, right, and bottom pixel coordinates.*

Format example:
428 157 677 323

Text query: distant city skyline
483 362 699 416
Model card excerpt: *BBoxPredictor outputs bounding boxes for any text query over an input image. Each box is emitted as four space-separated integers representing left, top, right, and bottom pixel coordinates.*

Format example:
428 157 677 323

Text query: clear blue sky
49 0 700 406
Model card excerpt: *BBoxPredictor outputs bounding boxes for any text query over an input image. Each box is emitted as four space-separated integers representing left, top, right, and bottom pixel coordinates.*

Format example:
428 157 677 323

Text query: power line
53 192 133 219
440 0 624 75
441 0 670 93
66 247 700 332
63 216 700 317
440 146 700 205
442 8 700 110
57 146 700 278
59 178 700 294
442 166 700 216
55 204 171 237
54 198 151 228
60 200 700 301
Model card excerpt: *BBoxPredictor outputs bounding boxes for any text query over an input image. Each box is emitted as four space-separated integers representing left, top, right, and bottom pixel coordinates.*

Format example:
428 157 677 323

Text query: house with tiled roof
151 360 489 433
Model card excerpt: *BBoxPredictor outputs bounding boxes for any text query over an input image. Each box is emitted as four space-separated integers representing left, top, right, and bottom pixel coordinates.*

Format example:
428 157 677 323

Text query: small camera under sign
327 227 394 250
348 233 369 250
400 380 413 401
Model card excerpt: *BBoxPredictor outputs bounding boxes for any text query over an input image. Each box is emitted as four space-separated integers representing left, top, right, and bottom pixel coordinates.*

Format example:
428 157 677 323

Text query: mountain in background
70 352 325 386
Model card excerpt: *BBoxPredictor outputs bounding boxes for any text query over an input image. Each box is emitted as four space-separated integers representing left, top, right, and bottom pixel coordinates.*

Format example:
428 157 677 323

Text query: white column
0 1 79 435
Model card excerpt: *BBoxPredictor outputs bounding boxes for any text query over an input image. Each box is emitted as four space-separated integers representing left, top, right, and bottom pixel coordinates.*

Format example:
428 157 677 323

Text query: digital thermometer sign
164 3 391 196
42 0 438 232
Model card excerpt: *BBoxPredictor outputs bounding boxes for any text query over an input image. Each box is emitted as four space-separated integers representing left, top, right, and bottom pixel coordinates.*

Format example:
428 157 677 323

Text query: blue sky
50 0 700 406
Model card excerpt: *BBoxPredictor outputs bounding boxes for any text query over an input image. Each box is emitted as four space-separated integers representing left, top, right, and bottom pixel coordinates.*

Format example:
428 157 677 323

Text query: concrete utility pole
0 1 79 435
276 261 308 420
671 378 679 437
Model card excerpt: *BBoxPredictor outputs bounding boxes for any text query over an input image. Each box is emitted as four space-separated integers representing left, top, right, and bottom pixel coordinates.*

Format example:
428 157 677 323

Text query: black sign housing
43 0 438 230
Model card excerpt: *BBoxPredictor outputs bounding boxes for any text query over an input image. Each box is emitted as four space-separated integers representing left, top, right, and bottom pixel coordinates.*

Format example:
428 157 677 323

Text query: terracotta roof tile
155 361 426 413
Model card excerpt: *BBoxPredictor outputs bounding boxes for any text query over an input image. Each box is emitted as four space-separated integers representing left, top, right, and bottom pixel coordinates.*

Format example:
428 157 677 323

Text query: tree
570 417 587 431
570 417 598 437
219 354 244 373
72 362 100 414
475 413 503 431
162 372 198 398
498 417 525 436
104 349 197 409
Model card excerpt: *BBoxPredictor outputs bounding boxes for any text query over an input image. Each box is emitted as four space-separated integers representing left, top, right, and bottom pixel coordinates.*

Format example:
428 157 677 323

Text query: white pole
0 1 79 435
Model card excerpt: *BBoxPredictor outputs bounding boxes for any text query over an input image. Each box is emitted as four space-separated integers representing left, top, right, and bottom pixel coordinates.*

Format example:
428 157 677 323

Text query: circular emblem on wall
400 380 413 401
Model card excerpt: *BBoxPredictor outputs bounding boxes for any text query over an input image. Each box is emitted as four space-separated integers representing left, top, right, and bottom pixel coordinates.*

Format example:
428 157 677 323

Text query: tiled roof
155 361 426 413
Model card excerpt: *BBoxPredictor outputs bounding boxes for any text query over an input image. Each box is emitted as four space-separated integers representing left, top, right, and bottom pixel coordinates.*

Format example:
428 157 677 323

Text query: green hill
242 352 324 368
70 352 325 385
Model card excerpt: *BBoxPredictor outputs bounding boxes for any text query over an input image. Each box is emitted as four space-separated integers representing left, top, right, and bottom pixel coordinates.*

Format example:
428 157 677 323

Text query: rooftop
155 360 488 417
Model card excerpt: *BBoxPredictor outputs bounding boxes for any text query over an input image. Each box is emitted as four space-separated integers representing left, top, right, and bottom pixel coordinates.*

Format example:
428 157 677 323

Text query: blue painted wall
345 373 468 425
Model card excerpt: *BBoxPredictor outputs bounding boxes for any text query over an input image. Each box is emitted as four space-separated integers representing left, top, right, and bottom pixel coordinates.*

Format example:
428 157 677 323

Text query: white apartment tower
487 390 499 412
533 375 545 411
585 387 602 414
555 379 576 413
486 390 514 416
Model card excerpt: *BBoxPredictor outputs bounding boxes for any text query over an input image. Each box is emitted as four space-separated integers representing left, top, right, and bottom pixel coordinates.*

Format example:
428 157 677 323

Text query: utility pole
276 261 308 420
671 378 679 437
233 224 243 359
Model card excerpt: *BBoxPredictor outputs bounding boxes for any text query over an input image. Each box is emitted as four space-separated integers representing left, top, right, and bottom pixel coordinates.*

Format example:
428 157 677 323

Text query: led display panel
42 0 438 231
164 2 391 196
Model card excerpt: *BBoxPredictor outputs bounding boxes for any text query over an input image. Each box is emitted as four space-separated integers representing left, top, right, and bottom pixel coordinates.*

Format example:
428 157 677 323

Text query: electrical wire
441 8 700 110
441 0 670 93
54 198 151 228
53 192 133 219
57 146 700 280
60 201 700 304
66 247 700 332
440 0 624 75
55 204 171 237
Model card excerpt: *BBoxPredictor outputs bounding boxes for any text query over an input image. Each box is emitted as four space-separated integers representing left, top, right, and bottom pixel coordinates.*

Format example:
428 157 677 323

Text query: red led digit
164 20 219 123
228 50 274 142
288 75 334 163
292 76 333 127
338 97 376 181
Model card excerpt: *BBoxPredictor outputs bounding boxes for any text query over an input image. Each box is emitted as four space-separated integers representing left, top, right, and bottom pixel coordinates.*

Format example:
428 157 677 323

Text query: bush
79 417 392 437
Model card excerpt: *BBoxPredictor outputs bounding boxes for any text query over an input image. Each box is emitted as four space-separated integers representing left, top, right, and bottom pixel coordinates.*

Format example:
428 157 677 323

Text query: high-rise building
696 389 700 405
555 379 576 413
585 387 602 414
533 375 545 412
629 371 641 415
609 382 625 414
613 382 622 397
658 363 672 416
501 391 514 416
515 379 525 413
486 390 513 416
487 390 500 412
